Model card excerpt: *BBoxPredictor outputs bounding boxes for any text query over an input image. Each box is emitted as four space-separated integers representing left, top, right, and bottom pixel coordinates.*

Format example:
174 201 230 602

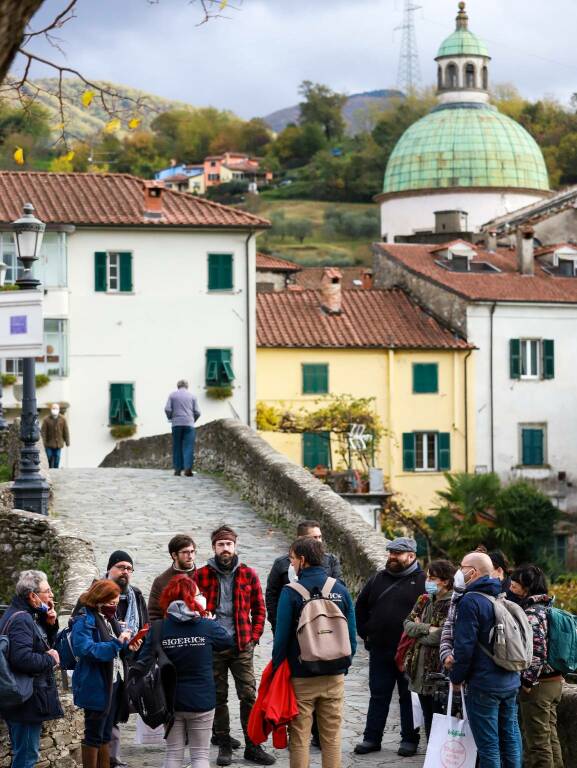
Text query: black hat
107 550 133 571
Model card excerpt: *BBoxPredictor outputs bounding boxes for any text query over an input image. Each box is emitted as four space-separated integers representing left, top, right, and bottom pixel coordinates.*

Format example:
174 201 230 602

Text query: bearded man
354 537 426 758
148 534 197 621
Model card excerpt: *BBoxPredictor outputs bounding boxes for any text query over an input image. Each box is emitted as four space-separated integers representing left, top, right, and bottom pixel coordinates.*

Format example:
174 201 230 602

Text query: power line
395 0 422 93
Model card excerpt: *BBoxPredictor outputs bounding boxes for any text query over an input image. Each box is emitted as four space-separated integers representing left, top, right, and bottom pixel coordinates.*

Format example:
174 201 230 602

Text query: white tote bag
134 715 164 746
411 692 425 729
423 685 477 768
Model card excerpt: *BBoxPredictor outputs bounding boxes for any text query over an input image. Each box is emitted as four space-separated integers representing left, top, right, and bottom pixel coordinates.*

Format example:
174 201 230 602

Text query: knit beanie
107 550 133 571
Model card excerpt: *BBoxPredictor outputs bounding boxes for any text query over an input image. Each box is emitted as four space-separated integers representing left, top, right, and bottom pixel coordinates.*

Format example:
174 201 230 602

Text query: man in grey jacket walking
165 379 201 476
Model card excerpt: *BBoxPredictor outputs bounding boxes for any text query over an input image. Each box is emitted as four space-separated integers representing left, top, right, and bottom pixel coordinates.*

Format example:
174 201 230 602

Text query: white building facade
0 172 268 467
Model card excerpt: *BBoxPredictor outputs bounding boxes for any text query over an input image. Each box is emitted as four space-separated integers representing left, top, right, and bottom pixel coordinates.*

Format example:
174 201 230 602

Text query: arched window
437 65 443 89
447 63 458 88
482 66 488 89
465 63 476 88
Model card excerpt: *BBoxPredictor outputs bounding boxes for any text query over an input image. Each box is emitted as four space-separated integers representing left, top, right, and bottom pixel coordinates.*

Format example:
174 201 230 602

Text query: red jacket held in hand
248 660 298 748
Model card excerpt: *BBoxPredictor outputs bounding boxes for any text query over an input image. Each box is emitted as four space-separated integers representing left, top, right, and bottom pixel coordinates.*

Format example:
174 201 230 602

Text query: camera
426 672 462 718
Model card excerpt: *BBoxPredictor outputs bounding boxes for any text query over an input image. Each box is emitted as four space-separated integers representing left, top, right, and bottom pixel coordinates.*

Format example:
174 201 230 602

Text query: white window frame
107 252 120 293
4 358 23 376
520 338 540 380
558 258 577 276
414 432 438 472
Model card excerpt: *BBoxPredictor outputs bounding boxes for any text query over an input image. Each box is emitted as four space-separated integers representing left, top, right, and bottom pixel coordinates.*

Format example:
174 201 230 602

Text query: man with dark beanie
105 550 148 768
354 537 426 758
148 534 197 621
195 525 275 767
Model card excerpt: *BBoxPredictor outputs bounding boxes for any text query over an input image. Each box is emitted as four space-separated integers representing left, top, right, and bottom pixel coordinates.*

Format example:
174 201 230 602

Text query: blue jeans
171 426 195 472
465 687 522 768
6 721 42 768
46 447 62 468
363 646 419 745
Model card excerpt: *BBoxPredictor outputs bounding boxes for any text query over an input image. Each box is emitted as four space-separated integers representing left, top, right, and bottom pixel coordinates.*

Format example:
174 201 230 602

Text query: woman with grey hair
0 570 63 768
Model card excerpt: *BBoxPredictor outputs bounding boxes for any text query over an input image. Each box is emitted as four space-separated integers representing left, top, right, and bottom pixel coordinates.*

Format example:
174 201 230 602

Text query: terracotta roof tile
375 242 577 303
0 171 270 229
257 288 470 349
256 252 301 272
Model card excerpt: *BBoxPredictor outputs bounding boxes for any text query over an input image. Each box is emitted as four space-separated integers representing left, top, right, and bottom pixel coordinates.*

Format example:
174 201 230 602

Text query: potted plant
110 424 137 440
206 385 233 400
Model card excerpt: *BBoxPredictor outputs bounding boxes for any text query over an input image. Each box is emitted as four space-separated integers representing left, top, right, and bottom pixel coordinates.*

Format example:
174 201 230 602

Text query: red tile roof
0 172 270 229
295 266 371 290
375 242 577 303
257 288 470 349
256 252 301 272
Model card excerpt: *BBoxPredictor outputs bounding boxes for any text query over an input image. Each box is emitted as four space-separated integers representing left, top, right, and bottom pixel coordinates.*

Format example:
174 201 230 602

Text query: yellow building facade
256 281 475 513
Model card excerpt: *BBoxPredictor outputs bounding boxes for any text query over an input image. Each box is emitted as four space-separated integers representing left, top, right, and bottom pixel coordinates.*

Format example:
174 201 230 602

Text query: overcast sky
20 0 577 119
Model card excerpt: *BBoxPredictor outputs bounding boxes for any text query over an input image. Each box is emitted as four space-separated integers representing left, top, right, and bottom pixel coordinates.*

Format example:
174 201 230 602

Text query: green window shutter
542 340 555 379
109 383 123 424
206 349 233 386
221 360 235 383
119 253 133 292
122 384 136 422
302 432 330 469
402 433 415 472
302 364 329 394
510 339 521 379
437 432 451 471
95 252 107 292
413 363 439 394
208 254 233 290
522 428 544 466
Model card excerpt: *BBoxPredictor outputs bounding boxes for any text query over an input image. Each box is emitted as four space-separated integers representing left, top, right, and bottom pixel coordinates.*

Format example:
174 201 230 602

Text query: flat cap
386 537 417 553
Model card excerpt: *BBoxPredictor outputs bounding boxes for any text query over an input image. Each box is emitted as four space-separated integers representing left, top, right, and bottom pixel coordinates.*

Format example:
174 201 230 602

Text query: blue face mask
425 580 439 595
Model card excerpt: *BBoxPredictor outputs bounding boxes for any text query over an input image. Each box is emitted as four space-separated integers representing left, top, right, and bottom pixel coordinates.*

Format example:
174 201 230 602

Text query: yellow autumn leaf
64 151 75 162
81 90 94 108
219 0 228 8
104 118 121 134
13 147 24 165
54 122 65 131
128 117 141 130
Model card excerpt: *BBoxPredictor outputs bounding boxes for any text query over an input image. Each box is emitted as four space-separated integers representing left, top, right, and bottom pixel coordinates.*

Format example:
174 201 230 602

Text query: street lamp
11 203 49 515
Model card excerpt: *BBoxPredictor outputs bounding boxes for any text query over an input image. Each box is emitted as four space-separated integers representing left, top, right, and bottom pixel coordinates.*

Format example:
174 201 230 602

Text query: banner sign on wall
0 290 43 357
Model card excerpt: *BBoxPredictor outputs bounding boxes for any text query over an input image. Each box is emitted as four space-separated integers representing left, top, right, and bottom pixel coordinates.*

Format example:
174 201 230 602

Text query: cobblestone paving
51 468 425 768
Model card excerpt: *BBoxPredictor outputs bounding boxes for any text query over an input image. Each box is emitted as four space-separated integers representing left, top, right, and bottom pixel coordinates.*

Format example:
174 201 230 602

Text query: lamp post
11 203 49 515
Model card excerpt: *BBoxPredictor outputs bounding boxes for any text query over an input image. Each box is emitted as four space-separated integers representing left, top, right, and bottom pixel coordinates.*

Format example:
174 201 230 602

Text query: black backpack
126 620 176 732
0 612 34 710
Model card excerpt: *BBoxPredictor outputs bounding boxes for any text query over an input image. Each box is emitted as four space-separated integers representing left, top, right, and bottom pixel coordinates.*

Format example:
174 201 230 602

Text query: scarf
121 586 139 634
385 558 420 578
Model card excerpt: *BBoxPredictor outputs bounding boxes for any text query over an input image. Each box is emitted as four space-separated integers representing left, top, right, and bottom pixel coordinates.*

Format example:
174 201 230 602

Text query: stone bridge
50 466 421 768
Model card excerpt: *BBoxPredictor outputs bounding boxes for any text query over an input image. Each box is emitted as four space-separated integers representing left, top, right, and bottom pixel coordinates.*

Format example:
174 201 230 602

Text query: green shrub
1 374 16 387
206 385 233 400
35 374 50 388
110 424 137 440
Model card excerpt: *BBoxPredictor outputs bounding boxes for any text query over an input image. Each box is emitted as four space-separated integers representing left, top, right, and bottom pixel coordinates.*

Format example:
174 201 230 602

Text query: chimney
486 229 497 252
516 225 535 276
143 180 165 220
320 267 342 314
361 269 373 290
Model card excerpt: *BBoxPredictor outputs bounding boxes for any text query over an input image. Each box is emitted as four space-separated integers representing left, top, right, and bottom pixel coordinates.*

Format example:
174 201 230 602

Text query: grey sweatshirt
208 556 240 639
165 388 201 427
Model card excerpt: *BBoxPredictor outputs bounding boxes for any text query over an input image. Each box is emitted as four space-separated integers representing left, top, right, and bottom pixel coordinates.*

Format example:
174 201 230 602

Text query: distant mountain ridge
263 89 404 135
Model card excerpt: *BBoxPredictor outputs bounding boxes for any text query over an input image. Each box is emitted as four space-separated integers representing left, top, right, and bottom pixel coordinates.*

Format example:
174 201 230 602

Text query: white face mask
453 570 466 590
288 564 298 583
195 594 207 611
51 408 60 417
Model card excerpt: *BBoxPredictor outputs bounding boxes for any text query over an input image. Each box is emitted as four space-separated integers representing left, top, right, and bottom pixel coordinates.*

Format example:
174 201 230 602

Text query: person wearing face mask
135 574 233 768
40 403 70 468
403 560 456 738
71 579 141 768
148 534 198 622
104 551 148 768
450 552 522 768
354 537 426 757
0 570 62 768
195 526 274 767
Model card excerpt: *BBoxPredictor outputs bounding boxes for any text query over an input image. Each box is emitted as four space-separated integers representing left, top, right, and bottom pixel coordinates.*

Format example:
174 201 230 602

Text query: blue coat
71 608 126 712
0 595 62 723
272 565 357 677
450 575 520 692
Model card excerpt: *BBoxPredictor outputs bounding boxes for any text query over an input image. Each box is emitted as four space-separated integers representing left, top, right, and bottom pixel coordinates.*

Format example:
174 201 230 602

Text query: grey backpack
471 592 533 672
288 577 352 675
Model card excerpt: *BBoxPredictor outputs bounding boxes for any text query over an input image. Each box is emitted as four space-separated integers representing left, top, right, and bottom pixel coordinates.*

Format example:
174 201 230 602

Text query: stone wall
101 419 389 592
0 454 98 767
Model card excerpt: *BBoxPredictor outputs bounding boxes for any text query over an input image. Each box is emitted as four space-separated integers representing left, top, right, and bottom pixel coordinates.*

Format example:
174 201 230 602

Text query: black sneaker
211 735 241 749
397 741 418 757
354 740 381 755
217 740 233 766
174 470 182 476
244 743 276 765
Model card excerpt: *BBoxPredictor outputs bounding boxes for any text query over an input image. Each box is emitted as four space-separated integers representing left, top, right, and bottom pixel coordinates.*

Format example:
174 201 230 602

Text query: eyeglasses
113 565 133 573
37 588 53 595
177 549 195 556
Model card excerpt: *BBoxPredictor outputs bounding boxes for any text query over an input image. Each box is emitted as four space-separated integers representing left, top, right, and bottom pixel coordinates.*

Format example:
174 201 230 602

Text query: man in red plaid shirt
195 525 275 767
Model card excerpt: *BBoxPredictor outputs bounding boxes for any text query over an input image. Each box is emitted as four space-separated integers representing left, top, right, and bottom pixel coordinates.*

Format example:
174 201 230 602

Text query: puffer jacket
522 593 559 688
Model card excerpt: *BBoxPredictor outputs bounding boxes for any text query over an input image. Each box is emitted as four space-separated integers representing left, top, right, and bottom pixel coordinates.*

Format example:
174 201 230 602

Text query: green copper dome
437 28 489 58
382 105 549 194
